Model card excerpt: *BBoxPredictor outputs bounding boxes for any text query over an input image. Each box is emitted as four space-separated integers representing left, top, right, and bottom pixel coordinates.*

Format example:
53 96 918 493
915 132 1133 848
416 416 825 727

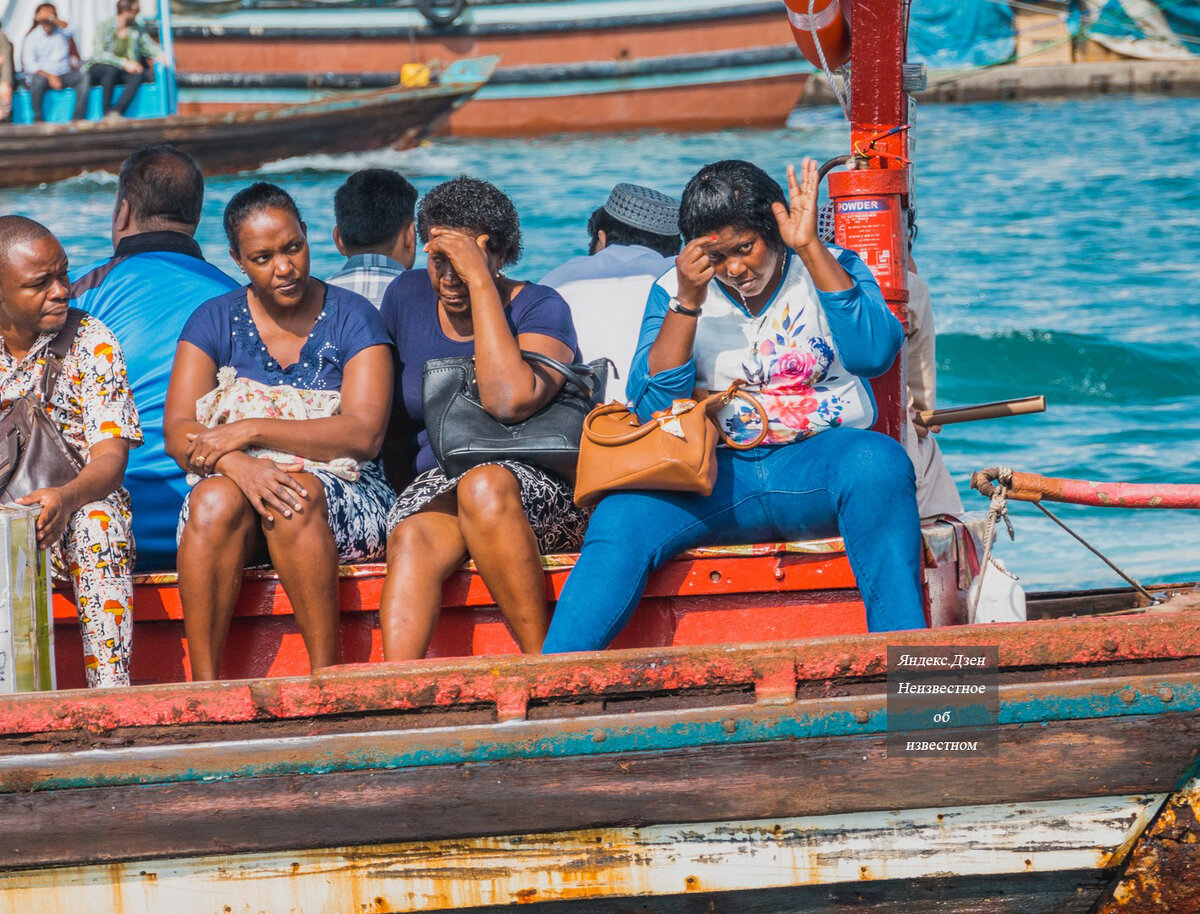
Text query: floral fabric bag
188 366 359 485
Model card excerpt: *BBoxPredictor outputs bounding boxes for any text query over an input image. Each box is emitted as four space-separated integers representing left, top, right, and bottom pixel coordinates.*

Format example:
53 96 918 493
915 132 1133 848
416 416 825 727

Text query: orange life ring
783 0 851 71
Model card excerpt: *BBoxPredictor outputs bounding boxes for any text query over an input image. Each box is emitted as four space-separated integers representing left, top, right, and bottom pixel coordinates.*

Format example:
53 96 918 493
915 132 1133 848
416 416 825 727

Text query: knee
839 431 915 491
386 516 461 576
185 477 254 536
456 465 523 526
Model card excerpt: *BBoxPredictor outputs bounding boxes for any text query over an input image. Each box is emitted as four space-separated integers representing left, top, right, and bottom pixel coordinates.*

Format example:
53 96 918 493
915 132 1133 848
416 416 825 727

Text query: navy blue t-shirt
380 270 581 474
180 282 391 391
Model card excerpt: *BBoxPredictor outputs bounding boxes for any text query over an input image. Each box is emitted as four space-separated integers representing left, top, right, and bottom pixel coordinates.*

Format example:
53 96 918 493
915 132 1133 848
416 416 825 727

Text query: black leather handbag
422 350 611 480
0 309 86 504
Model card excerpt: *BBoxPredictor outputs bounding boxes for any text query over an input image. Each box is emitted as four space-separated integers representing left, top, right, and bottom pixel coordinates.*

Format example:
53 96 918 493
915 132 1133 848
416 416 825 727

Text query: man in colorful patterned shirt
0 216 142 687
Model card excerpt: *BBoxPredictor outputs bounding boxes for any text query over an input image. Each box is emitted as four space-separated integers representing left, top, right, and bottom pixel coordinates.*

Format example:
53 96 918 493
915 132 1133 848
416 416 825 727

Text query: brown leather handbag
0 309 86 505
574 380 770 508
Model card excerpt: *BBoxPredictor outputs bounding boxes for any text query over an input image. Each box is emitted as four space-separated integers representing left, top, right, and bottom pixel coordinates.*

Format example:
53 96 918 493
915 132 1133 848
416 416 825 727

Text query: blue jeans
543 427 925 653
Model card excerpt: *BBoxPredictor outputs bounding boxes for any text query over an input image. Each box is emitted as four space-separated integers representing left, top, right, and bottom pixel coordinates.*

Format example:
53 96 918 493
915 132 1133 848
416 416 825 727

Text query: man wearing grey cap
541 183 681 403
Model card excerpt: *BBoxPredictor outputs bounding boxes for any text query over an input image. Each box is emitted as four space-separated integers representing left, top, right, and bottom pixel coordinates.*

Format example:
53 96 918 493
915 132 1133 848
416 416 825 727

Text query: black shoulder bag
0 309 87 504
422 350 612 481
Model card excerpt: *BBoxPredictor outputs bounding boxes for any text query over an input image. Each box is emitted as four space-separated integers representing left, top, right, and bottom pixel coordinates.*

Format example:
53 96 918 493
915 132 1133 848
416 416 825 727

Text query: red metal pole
830 0 911 443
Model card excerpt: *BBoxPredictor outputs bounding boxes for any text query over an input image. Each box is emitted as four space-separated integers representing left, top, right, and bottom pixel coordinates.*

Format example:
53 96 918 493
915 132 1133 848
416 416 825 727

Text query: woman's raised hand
675 236 717 309
426 227 495 288
772 159 821 253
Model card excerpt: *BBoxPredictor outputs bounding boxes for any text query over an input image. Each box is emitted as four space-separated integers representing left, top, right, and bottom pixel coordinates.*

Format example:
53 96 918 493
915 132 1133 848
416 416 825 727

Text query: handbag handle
520 350 603 397
583 381 772 449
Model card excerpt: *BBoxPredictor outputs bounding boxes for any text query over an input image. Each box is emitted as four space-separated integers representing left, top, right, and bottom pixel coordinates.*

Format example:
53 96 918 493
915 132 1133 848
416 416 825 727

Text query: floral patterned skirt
178 459 396 563
386 461 590 554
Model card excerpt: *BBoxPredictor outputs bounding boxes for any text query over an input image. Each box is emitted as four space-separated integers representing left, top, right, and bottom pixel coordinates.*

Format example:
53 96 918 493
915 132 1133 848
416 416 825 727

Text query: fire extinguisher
826 168 909 305
782 0 851 70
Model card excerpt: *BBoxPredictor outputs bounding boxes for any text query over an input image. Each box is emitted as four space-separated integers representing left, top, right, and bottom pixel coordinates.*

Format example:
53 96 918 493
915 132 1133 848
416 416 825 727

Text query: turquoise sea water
2 95 1198 592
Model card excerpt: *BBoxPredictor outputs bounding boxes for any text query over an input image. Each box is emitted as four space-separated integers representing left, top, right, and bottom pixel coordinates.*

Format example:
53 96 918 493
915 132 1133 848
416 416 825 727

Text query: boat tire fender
417 0 466 26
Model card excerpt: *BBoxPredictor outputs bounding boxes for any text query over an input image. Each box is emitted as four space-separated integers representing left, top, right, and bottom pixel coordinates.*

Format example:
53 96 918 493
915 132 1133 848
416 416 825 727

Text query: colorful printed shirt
0 313 143 459
626 246 902 446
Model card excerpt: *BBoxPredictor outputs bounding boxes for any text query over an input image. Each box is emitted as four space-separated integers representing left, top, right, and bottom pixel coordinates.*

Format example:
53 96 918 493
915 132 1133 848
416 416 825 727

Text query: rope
809 0 851 121
1030 501 1162 604
969 466 1016 623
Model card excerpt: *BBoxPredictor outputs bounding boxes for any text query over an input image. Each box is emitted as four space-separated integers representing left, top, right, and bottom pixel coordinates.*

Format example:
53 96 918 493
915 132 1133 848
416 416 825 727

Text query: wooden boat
168 0 810 135
0 56 496 188
3 2 1199 911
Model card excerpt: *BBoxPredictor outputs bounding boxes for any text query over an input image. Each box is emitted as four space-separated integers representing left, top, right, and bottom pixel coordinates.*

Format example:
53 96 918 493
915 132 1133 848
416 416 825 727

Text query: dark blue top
380 271 581 474
181 282 391 391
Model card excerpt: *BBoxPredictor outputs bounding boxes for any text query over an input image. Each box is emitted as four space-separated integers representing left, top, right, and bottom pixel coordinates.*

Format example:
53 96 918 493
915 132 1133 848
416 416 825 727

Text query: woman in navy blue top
164 183 395 681
379 176 590 660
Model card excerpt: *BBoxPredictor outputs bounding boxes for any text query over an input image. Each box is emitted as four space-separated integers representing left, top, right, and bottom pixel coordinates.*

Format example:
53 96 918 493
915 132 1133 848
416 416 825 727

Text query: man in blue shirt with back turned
72 144 238 571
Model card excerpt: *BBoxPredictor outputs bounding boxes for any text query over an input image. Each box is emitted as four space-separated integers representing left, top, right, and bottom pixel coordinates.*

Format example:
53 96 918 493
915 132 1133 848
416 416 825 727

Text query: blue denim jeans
543 427 926 653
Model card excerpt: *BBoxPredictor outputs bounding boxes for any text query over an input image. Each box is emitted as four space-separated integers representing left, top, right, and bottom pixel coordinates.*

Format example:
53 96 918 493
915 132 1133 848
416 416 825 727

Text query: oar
914 395 1045 428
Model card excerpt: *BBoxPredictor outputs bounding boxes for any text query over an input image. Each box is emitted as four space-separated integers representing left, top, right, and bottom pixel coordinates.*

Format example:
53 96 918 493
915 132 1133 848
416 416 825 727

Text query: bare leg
260 472 341 672
380 493 467 661
456 465 549 653
178 477 260 681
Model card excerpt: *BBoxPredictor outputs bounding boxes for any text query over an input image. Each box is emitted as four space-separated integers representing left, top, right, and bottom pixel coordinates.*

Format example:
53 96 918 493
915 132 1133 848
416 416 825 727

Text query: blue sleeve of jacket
819 247 904 378
625 283 696 421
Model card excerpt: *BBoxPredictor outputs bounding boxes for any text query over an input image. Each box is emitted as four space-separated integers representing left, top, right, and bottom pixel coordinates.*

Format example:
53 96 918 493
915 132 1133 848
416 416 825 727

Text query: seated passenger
542 159 926 653
72 144 239 572
541 182 681 404
0 216 142 687
164 183 394 681
1 28 14 122
378 176 589 660
21 3 89 122
86 0 164 120
327 168 418 308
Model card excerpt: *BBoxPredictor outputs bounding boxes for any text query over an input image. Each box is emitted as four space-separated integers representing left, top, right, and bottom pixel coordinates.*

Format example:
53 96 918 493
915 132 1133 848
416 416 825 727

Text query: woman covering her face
164 182 395 680
377 176 589 660
543 158 927 653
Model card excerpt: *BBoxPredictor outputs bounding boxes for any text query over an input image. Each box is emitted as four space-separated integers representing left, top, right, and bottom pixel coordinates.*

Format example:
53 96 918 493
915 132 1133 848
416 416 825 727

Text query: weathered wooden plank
3 671 1197 791
3 610 1200 741
0 796 1157 914
1 711 1196 868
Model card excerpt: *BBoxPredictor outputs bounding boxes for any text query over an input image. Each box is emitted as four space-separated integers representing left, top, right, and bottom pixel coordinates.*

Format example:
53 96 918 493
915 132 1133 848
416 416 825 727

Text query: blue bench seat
11 64 170 124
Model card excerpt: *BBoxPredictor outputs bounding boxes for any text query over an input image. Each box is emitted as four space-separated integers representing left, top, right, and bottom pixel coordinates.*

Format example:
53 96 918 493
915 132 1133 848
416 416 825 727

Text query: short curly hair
678 160 787 253
417 176 522 266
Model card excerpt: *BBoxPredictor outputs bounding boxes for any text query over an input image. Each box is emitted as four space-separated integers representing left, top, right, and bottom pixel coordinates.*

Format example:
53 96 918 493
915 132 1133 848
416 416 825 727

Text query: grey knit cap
603 183 680 237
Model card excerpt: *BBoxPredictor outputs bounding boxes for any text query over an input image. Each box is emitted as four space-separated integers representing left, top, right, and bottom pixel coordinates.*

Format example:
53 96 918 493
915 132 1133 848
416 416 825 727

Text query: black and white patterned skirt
178 459 396 563
386 461 590 553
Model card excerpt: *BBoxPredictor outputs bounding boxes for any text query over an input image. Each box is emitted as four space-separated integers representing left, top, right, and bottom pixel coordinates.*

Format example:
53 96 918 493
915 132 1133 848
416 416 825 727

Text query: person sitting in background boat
327 168 418 309
86 0 165 120
0 216 142 687
378 176 590 660
540 183 681 404
817 202 962 519
72 144 240 572
542 159 926 653
164 183 394 680
0 28 14 122
20 3 89 122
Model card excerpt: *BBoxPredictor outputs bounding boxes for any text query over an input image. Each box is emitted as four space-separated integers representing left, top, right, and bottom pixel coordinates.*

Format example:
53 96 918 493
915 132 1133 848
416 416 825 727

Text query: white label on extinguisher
835 197 898 284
